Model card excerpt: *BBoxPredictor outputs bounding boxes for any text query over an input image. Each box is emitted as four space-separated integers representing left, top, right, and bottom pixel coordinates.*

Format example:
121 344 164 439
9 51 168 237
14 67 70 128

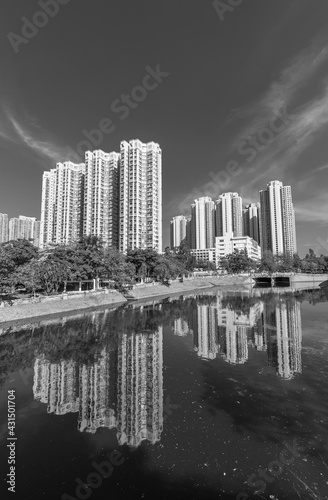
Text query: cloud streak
173 36 328 223
0 103 68 164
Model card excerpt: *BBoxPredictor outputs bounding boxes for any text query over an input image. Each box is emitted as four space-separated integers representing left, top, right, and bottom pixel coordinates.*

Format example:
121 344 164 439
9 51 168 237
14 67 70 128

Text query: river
0 287 327 499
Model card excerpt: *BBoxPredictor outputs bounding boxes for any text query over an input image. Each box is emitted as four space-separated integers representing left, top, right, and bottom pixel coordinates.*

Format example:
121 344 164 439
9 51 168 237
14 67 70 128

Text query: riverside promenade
0 275 253 327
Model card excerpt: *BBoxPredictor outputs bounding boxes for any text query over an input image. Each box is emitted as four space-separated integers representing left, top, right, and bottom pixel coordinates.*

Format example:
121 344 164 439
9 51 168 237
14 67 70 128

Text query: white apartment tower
40 162 85 248
40 169 56 248
83 150 119 248
243 202 260 244
53 162 85 245
281 185 297 256
119 140 162 253
215 192 243 238
0 213 9 243
190 197 215 249
8 215 40 243
260 181 297 255
170 215 187 249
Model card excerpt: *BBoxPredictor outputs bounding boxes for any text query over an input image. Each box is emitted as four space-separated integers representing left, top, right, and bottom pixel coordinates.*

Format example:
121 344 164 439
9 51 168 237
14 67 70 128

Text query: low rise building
191 235 261 268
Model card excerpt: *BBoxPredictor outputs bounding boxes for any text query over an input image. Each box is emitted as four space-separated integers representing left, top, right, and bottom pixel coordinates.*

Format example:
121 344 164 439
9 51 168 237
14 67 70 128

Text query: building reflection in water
263 299 302 379
217 295 263 365
32 292 303 445
116 327 163 447
33 312 163 447
172 291 302 379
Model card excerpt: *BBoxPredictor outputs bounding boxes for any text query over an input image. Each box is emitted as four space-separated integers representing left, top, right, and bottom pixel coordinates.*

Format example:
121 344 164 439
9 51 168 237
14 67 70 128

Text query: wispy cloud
0 103 68 164
295 194 328 223
228 38 328 136
173 35 328 221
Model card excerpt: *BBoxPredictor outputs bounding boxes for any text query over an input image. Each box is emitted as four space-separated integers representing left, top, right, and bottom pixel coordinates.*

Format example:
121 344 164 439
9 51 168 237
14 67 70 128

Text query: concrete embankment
0 290 127 326
0 276 253 327
128 275 253 300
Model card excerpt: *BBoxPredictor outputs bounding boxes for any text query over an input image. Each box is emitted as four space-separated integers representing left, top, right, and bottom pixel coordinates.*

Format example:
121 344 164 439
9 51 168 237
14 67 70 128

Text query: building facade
0 213 9 243
54 162 85 246
83 150 119 248
119 140 162 253
39 139 162 252
190 197 215 249
40 162 85 248
259 181 297 256
215 235 261 267
8 215 40 243
215 192 243 238
170 215 187 249
40 169 56 248
243 202 260 244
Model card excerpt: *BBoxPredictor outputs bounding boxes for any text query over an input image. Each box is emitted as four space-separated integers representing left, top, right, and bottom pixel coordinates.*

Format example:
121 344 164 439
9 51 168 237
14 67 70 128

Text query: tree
1 239 38 267
0 247 15 297
37 259 70 294
220 250 256 274
259 251 278 273
276 253 293 272
126 248 160 280
292 253 302 273
196 259 216 271
77 235 104 251
102 248 135 290
12 259 42 297
153 255 187 282
175 243 196 272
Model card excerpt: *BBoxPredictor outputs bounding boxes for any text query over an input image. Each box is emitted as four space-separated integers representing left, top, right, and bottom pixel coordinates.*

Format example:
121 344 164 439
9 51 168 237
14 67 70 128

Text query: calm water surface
0 287 328 500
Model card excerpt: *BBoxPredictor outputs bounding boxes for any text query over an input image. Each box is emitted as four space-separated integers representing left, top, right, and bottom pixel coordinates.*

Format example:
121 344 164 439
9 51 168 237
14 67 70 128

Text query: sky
1 0 328 256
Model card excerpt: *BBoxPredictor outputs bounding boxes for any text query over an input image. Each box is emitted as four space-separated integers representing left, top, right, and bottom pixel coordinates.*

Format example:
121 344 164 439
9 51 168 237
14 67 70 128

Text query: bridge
253 273 328 288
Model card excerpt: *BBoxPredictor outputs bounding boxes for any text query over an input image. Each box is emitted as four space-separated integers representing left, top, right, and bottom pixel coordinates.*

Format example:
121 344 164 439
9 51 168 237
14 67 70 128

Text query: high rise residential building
83 150 119 248
40 162 85 248
259 181 297 255
39 140 161 251
243 202 260 244
119 139 162 253
215 192 243 238
54 162 85 246
281 185 297 256
170 215 187 249
40 169 56 248
8 218 20 241
18 216 36 241
8 215 40 243
33 220 41 248
0 213 9 243
185 216 192 248
190 196 215 249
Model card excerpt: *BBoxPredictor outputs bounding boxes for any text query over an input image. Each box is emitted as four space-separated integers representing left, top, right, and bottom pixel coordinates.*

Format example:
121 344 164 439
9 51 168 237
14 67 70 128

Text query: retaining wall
0 290 127 326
